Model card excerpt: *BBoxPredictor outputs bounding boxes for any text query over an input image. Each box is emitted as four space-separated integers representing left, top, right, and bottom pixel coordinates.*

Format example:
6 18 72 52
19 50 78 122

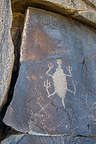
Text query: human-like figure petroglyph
44 59 76 109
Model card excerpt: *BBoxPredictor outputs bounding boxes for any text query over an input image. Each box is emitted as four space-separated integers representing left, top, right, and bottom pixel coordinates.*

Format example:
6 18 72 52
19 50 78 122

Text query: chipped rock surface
3 7 96 143
0 0 14 110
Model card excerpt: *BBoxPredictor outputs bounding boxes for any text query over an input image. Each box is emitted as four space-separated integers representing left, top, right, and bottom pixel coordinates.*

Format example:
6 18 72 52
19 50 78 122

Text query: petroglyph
44 59 76 109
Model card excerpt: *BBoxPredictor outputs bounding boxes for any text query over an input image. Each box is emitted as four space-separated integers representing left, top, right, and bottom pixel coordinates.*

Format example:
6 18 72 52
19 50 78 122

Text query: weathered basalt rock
11 0 96 28
0 0 14 111
3 7 96 143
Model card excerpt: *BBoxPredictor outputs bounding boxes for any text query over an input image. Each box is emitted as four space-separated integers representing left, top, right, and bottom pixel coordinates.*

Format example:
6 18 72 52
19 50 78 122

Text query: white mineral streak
28 130 69 137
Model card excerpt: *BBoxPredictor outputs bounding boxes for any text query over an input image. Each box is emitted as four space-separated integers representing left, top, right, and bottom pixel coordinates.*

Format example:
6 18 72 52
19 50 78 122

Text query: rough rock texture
3 7 96 143
0 120 23 142
1 134 96 144
12 0 96 28
0 0 14 110
83 0 96 8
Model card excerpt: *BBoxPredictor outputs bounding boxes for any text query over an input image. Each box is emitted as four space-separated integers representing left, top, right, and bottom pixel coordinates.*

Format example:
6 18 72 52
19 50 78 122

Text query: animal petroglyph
44 59 76 109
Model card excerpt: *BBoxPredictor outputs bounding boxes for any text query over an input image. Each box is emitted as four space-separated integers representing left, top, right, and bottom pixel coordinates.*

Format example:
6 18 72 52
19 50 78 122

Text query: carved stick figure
44 59 76 109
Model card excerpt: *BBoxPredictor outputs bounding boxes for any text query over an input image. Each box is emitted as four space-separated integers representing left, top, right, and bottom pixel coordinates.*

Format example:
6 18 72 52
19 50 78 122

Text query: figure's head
56 59 62 66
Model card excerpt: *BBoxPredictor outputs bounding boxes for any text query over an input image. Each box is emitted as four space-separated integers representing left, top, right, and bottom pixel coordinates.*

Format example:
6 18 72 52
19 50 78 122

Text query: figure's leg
48 91 56 97
44 80 56 98
44 80 52 88
66 74 72 77
67 89 74 95
67 81 76 96
66 66 72 77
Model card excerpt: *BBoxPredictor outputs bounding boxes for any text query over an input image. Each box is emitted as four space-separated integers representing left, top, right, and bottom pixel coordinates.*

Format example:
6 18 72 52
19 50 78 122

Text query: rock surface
0 120 23 142
83 0 96 8
11 0 96 28
3 7 96 144
1 134 96 144
0 0 14 110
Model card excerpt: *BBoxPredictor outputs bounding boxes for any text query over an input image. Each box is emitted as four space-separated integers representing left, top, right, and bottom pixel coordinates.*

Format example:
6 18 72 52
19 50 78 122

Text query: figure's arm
66 66 72 77
46 63 54 77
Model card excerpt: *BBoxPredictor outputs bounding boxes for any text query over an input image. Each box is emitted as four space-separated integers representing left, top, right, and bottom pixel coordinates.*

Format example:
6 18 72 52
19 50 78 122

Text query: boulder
0 0 14 112
3 7 96 143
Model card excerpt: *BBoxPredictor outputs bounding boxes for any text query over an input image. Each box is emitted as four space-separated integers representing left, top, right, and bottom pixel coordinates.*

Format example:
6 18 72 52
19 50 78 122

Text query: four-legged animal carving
44 59 76 109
